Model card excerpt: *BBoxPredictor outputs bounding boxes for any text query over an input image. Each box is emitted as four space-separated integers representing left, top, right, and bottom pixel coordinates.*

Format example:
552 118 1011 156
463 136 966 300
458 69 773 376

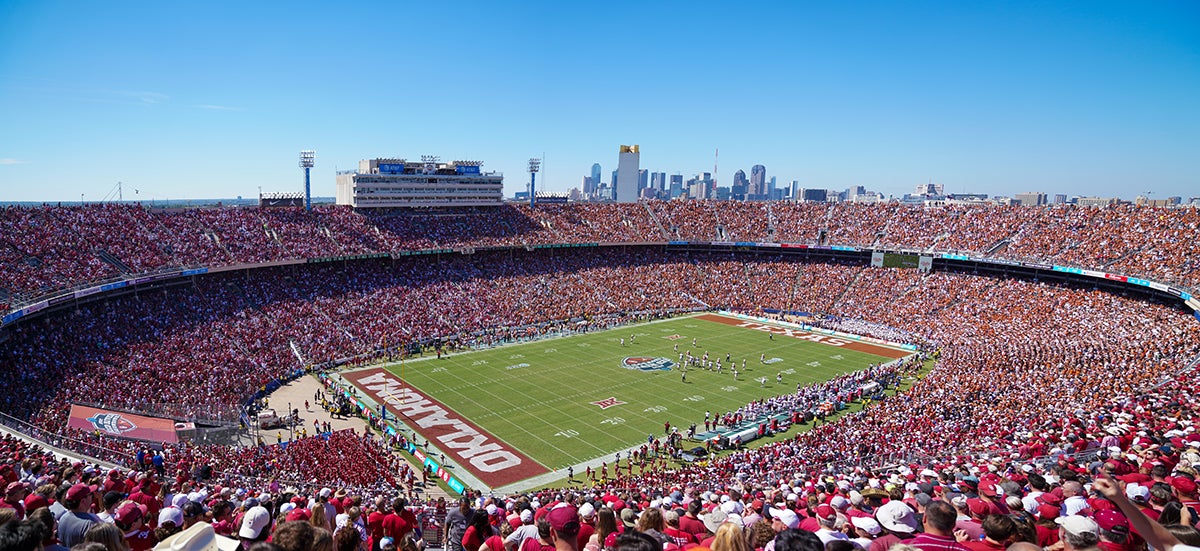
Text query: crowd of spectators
3 203 1200 551
2 202 1198 308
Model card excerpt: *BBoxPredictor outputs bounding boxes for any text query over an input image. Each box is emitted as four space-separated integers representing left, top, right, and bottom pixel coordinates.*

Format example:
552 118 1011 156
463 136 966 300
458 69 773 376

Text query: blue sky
1 1 1197 202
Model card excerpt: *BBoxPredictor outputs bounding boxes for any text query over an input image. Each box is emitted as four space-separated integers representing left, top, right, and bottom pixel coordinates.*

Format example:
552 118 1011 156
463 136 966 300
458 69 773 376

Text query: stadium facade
335 157 503 208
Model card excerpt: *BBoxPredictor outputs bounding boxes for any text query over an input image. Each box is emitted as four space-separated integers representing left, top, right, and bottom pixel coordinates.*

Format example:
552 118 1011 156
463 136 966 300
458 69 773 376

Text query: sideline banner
67 405 180 444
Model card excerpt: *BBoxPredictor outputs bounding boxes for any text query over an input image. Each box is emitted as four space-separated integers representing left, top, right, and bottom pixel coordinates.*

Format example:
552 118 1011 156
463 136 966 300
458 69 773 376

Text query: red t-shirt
125 528 157 551
678 515 708 541
577 523 595 550
383 513 411 540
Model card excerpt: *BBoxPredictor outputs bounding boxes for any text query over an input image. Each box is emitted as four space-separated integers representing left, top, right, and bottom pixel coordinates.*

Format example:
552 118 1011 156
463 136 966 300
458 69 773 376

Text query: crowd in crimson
1 202 1200 551
2 202 1198 308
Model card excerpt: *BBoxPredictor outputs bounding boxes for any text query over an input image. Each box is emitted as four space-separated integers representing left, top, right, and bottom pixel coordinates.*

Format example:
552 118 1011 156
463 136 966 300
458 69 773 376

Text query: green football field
377 313 899 472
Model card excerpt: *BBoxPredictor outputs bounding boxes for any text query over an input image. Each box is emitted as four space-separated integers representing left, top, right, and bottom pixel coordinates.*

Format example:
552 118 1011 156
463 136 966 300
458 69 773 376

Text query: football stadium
1 201 1199 550
3 3 1199 551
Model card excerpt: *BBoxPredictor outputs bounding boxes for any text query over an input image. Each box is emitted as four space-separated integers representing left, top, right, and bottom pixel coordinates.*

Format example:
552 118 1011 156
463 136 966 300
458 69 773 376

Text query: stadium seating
1 202 1199 550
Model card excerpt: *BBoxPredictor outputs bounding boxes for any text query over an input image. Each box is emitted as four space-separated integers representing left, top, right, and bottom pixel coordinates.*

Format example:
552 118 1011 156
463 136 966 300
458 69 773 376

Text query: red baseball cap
66 483 93 501
1094 510 1129 536
1172 477 1198 496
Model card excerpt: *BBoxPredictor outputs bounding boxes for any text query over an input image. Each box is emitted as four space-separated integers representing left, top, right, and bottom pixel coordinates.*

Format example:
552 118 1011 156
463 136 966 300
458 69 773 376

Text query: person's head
1056 516 1100 551
84 522 129 551
333 525 360 551
712 522 750 551
981 515 1017 545
688 500 703 517
812 504 837 530
536 519 553 542
274 521 316 551
849 517 881 540
28 507 56 544
614 531 660 551
825 541 856 551
241 506 273 543
182 501 206 528
548 506 581 550
1158 502 1185 525
635 507 664 533
114 501 149 532
663 510 680 529
392 497 407 514
597 506 619 542
309 504 327 528
64 484 93 512
1150 483 1174 506
0 519 43 551
922 501 957 536
773 529 823 551
748 520 775 550
72 544 108 551
311 527 333 551
1164 525 1200 547
468 509 491 534
1093 510 1130 545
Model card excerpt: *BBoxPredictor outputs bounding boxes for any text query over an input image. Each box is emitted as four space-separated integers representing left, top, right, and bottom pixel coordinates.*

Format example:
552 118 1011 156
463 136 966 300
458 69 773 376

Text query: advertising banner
67 405 179 444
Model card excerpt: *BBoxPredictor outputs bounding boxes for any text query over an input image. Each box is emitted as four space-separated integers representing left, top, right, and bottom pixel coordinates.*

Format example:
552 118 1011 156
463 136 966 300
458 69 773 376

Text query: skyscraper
591 163 602 189
638 169 648 193
650 172 667 193
732 170 749 201
615 145 641 203
669 174 684 199
750 165 767 199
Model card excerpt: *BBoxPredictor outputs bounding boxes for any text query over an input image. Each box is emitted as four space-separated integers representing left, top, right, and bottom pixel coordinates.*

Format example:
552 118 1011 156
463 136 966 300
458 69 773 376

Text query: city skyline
1 1 1197 202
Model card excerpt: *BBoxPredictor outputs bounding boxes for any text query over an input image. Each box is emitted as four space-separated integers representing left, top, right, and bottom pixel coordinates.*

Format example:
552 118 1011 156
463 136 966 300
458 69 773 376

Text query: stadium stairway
830 267 866 311
983 238 1013 257
94 248 133 274
641 202 670 240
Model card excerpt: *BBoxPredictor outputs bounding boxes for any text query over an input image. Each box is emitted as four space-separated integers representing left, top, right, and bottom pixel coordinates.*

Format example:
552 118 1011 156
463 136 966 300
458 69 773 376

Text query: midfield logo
621 357 675 372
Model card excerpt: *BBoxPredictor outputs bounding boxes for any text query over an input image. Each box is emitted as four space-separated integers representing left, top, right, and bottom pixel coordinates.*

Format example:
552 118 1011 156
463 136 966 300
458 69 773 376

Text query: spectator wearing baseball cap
58 483 100 548
1094 509 1133 551
548 505 581 551
115 501 156 551
506 507 540 550
977 481 1009 515
1034 504 1062 548
5 481 29 520
661 509 694 548
813 504 849 546
1056 515 1100 551
238 506 271 547
1171 477 1200 508
849 516 881 550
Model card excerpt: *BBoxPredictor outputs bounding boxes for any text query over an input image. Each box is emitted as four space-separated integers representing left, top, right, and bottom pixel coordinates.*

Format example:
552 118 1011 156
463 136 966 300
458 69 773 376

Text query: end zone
696 313 913 359
342 368 549 488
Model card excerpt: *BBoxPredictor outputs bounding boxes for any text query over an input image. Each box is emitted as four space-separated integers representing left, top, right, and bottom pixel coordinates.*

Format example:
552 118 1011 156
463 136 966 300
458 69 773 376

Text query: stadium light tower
528 157 541 208
299 150 315 212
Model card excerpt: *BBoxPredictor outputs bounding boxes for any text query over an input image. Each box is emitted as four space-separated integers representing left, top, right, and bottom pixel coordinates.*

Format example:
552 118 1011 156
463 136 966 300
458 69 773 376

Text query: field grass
379 313 897 471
